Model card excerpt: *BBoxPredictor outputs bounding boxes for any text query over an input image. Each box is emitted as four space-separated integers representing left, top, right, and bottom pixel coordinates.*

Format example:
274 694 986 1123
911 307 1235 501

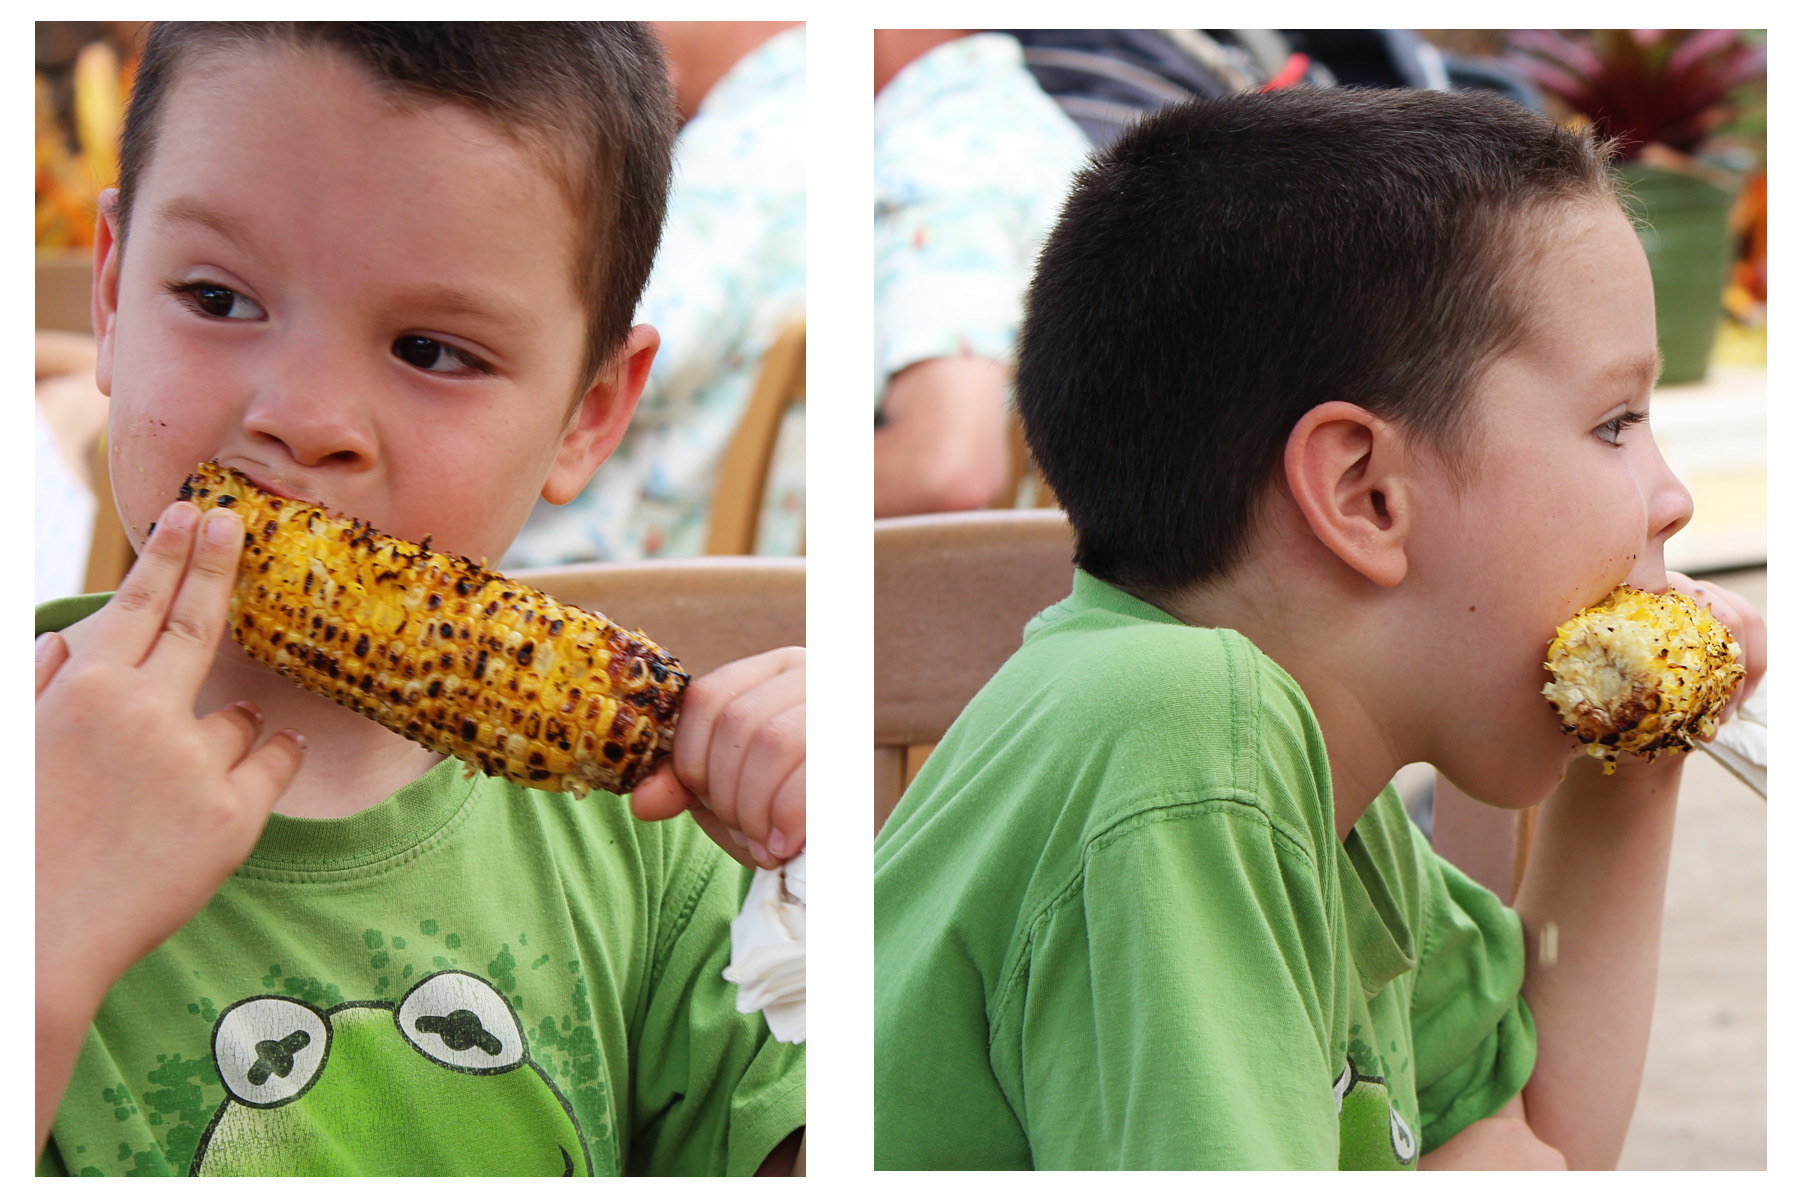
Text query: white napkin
1700 678 1767 798
722 852 806 1043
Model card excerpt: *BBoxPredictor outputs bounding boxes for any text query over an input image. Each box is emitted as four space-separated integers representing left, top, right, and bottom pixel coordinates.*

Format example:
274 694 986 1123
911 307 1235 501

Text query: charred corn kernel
1543 585 1744 773
179 461 687 796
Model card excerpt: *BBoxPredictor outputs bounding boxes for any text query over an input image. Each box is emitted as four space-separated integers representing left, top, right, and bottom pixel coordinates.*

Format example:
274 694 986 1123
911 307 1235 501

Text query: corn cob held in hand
178 462 688 796
1542 585 1744 774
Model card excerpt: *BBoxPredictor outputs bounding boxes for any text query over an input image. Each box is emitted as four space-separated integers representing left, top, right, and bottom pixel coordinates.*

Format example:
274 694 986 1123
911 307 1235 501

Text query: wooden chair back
873 509 1075 833
706 320 806 556
37 253 95 335
82 432 135 594
511 557 804 680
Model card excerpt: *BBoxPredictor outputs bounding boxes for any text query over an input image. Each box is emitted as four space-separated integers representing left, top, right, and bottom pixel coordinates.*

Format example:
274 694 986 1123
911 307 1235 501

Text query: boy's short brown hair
1016 89 1619 597
115 21 677 393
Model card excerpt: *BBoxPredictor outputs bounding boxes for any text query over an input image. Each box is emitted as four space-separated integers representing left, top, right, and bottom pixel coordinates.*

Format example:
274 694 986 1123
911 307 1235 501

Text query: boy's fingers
35 632 69 697
81 502 202 666
767 760 806 862
629 763 697 823
685 803 759 871
700 666 805 832
719 698 805 848
226 729 306 815
1677 577 1766 719
143 508 244 692
670 647 804 798
630 770 758 870
200 701 265 767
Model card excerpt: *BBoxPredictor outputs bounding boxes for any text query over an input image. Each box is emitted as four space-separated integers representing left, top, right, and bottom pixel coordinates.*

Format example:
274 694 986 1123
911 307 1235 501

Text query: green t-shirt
873 571 1533 1169
38 594 803 1177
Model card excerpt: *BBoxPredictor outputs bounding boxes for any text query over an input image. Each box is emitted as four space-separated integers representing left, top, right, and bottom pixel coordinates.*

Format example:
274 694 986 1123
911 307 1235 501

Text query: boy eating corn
36 23 803 1175
874 89 1762 1169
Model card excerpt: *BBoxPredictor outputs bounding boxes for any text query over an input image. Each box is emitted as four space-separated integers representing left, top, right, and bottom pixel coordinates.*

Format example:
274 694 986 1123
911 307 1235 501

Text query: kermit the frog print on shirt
1333 1055 1418 1170
190 970 591 1175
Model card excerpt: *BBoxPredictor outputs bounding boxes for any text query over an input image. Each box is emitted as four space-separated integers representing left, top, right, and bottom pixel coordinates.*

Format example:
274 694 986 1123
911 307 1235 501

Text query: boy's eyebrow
156 196 264 252
384 284 535 337
1596 350 1665 394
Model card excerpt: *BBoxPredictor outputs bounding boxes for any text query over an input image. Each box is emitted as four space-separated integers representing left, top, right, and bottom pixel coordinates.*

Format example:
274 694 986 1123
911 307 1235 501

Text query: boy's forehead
158 44 504 158
140 45 582 259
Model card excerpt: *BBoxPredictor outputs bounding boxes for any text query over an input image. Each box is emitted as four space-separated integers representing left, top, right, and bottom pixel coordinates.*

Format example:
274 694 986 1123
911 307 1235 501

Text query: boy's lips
225 464 323 509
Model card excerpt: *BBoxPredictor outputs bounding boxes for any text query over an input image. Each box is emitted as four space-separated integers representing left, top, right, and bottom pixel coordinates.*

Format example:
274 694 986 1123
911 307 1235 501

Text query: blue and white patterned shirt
874 33 1092 407
509 26 806 565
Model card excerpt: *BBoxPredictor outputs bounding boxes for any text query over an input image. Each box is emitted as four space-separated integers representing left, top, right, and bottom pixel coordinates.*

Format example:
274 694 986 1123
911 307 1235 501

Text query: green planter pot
1619 163 1738 385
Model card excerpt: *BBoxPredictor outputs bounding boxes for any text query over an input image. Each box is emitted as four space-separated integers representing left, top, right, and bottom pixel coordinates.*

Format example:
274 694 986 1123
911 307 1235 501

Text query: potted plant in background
1506 29 1766 384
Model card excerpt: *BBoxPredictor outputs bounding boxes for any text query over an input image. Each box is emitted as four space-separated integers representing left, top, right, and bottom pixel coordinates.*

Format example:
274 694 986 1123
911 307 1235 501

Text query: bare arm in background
874 357 1011 517
1507 577 1760 1170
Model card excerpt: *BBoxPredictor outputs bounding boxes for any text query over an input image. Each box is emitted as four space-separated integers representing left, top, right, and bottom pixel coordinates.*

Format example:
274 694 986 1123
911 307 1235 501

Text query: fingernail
35 632 57 660
766 829 787 858
163 503 197 532
729 829 749 849
229 700 264 722
749 840 769 864
204 509 241 542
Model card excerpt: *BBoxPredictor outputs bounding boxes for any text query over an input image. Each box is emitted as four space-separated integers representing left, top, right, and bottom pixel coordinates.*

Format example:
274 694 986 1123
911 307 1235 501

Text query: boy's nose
241 355 378 468
1647 449 1695 547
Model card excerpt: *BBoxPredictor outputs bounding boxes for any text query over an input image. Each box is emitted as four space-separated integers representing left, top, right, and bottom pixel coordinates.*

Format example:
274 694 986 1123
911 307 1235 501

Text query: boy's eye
393 335 489 375
171 282 265 320
1595 411 1648 446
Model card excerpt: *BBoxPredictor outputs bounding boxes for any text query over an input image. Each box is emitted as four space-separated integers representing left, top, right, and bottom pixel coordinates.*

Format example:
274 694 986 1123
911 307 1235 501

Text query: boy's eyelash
393 335 497 376
1598 411 1648 444
163 278 256 317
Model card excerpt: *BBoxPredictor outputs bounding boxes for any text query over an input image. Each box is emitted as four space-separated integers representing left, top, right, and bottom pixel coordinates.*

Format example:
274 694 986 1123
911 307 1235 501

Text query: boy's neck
1147 517 1413 841
198 640 447 820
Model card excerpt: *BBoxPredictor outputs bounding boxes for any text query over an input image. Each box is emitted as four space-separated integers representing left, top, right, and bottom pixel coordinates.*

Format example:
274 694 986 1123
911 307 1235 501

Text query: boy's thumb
629 762 696 823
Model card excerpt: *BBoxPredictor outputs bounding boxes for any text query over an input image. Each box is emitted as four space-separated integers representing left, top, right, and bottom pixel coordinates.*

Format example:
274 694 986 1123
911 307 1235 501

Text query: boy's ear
541 324 660 505
1282 401 1414 588
91 188 123 396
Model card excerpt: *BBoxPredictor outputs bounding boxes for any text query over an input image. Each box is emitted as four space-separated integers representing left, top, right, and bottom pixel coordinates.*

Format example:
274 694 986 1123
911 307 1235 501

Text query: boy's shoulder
890 571 1334 853
1018 569 1321 757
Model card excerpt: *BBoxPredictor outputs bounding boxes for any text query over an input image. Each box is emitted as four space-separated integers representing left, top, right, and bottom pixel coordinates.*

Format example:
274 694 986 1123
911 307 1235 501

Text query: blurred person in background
35 334 108 603
507 21 804 565
873 29 1090 517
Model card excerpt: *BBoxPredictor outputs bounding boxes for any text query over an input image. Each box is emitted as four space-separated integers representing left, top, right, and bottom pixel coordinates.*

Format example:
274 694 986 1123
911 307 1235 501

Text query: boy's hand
37 501 307 998
1419 1096 1566 1170
631 647 804 870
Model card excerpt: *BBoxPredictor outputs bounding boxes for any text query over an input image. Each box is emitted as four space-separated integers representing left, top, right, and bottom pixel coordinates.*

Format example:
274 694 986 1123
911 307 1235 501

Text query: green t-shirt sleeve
1006 801 1340 1169
1408 848 1537 1152
626 823 804 1176
37 1141 70 1176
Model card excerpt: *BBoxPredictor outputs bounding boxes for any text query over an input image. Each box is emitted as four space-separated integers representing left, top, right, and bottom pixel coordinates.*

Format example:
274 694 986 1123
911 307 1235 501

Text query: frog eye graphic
212 996 331 1108
396 970 526 1074
1389 1106 1418 1163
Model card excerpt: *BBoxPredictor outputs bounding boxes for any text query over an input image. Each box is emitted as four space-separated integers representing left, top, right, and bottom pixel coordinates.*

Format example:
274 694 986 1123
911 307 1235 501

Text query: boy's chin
1436 751 1571 812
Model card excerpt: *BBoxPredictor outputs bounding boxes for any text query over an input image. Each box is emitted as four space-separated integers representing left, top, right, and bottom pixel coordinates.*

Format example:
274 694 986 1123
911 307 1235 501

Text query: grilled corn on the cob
1542 585 1744 773
178 461 688 796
